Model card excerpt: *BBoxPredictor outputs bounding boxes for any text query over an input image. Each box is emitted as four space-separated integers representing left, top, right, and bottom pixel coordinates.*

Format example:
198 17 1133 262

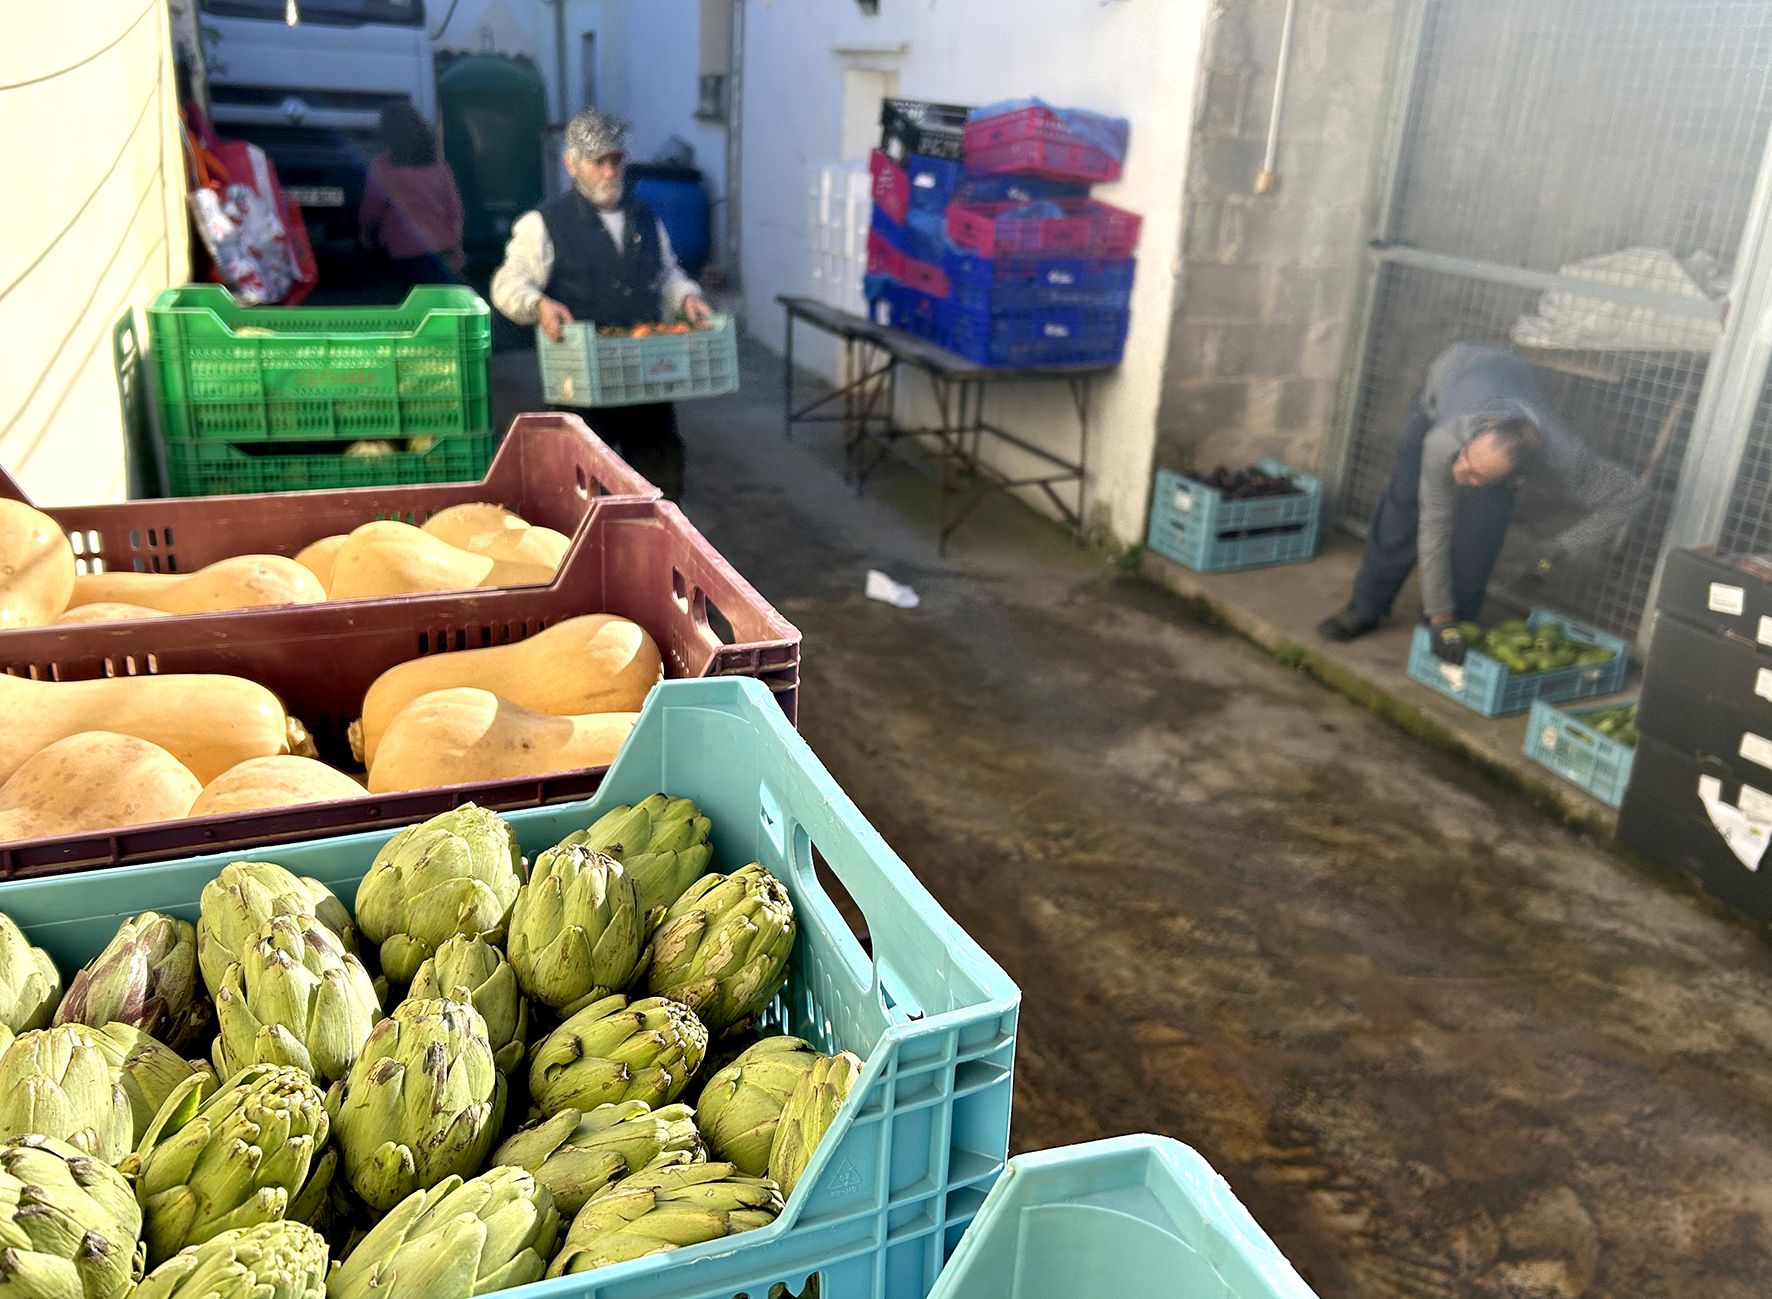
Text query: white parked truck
199 0 436 239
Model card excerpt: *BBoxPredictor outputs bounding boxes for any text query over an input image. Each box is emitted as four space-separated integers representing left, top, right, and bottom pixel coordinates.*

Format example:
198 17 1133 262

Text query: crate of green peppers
1523 699 1638 808
1407 607 1631 717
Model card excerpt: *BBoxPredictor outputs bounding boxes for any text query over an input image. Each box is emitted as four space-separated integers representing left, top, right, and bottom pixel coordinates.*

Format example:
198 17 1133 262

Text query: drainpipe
724 0 746 310
553 0 570 122
1254 0 1298 194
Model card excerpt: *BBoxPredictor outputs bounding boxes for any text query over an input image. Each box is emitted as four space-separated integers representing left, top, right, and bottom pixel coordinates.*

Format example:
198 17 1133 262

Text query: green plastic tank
439 55 548 262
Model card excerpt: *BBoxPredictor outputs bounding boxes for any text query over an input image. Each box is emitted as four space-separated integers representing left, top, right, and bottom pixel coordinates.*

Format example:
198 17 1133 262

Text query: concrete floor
493 340 1772 1299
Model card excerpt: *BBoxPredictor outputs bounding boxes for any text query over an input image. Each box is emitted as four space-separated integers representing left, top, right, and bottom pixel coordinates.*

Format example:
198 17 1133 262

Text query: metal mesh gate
1338 0 1772 638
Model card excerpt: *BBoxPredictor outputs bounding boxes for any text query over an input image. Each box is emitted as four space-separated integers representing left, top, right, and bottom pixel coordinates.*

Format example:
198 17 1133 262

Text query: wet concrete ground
494 341 1772 1298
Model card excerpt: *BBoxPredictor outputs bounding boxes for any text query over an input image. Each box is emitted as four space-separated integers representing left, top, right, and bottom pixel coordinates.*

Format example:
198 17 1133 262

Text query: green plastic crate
537 315 740 407
148 285 492 442
163 432 497 496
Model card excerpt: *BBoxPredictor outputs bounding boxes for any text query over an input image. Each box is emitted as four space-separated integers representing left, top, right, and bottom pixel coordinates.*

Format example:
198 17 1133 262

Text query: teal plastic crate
928 1136 1318 1299
1407 607 1631 718
163 432 497 496
1523 697 1638 808
1146 461 1323 574
537 316 740 408
0 678 1018 1299
148 285 492 443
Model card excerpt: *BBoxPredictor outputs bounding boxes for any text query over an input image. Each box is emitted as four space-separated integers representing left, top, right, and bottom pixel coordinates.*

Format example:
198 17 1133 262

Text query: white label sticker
1174 490 1193 513
1760 615 1772 648
1539 727 1559 751
1757 668 1772 704
1743 733 1772 771
1440 663 1466 691
1742 783 1772 822
1709 582 1746 616
1698 775 1772 871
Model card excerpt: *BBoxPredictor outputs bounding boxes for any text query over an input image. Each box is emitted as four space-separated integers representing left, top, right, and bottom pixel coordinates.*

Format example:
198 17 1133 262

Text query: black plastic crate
881 98 971 163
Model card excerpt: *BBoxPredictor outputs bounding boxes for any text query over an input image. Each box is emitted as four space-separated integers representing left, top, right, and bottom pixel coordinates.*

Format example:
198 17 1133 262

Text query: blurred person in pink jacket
359 101 465 294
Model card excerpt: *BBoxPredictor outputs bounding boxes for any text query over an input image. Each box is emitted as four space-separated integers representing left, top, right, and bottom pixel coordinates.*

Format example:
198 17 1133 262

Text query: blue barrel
628 164 712 276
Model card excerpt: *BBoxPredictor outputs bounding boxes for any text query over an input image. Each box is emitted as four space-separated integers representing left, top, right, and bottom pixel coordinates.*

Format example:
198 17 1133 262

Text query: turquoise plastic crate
1407 607 1631 718
148 285 492 443
537 316 740 408
1523 697 1638 808
1146 461 1323 574
928 1136 1318 1299
0 678 1018 1299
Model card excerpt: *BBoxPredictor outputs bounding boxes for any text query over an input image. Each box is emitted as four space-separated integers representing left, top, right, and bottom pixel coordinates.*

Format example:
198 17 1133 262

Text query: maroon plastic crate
0 498 800 880
868 148 910 224
945 198 1142 259
961 105 1126 183
1 412 657 584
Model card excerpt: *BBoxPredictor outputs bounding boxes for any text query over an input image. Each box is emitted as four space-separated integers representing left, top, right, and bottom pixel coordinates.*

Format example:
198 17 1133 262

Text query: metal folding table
779 296 1110 552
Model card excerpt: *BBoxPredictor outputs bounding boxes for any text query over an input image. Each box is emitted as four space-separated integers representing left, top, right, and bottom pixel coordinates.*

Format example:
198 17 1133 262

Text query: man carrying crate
1316 342 1646 664
491 109 712 497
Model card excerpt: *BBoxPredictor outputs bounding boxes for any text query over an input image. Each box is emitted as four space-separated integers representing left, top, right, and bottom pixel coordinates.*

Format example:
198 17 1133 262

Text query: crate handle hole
575 465 588 496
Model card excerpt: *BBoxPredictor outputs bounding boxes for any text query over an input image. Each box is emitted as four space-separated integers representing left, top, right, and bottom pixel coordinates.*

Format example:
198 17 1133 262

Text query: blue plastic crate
1523 697 1638 808
939 301 1129 367
866 277 945 341
1406 608 1632 718
907 154 966 215
0 678 1020 1299
928 1136 1318 1299
944 251 1136 314
1145 461 1323 574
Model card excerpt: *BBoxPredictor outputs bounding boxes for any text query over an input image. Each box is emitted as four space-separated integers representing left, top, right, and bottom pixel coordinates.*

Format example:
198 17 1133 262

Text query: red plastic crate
2 413 656 584
946 198 1142 259
0 498 800 880
868 149 910 224
962 104 1126 183
866 227 906 281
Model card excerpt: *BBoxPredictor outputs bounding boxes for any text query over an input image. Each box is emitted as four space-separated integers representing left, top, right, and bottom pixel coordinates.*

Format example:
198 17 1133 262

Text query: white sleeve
490 212 554 325
655 220 704 319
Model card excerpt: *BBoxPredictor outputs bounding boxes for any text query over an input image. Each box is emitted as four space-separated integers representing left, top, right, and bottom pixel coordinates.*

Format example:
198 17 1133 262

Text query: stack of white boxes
806 162 872 317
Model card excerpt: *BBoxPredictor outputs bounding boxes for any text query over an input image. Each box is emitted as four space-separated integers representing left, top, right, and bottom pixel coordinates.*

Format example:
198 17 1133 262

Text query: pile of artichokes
0 795 870 1299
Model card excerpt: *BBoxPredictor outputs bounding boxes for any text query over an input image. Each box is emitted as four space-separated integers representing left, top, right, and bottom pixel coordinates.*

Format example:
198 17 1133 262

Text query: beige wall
0 2 191 505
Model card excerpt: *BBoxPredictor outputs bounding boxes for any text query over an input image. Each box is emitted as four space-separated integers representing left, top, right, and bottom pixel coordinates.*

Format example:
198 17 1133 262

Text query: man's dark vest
538 189 665 328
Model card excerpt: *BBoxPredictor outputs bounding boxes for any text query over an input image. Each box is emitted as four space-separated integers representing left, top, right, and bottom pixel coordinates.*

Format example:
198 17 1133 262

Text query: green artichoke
409 934 529 1073
212 913 381 1089
130 1064 333 1266
643 864 797 1035
0 1133 142 1299
528 995 707 1116
327 1166 559 1299
0 912 60 1040
696 1036 821 1177
354 805 523 985
491 1101 704 1214
547 1157 782 1276
560 794 715 929
767 1051 863 1200
54 912 210 1053
131 1220 327 1299
335 997 505 1213
0 1021 207 1163
506 844 642 1013
197 861 357 996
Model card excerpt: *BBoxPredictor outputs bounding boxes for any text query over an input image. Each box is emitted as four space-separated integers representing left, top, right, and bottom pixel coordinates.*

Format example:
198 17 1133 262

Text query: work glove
1430 622 1467 666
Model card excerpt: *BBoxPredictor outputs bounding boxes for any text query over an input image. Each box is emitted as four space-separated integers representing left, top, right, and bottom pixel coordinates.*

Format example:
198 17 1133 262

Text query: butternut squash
55 602 171 625
69 555 325 614
0 499 76 628
354 613 662 765
189 755 366 818
0 732 200 842
421 503 571 570
0 672 302 784
293 534 347 591
327 521 554 601
367 688 637 793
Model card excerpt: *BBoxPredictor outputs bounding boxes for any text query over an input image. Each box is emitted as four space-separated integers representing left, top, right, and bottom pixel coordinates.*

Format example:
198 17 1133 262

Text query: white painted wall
737 0 1207 544
0 2 190 504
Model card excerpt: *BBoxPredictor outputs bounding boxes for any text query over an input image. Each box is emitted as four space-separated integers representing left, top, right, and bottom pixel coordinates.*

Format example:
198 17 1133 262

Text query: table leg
1071 376 1091 545
782 311 795 441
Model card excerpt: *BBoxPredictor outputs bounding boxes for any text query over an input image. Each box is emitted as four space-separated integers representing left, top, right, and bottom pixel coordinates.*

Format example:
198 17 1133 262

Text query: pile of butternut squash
0 498 573 629
0 498 658 845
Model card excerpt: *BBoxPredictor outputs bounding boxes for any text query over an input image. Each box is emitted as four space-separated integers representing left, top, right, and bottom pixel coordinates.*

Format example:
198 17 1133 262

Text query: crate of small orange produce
537 314 740 407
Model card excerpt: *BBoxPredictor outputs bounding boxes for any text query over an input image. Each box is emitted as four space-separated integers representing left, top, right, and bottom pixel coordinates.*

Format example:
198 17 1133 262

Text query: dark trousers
549 401 684 500
1349 400 1515 624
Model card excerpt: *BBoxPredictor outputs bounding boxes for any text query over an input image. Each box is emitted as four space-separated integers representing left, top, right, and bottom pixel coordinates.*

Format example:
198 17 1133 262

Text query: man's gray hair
565 109 627 161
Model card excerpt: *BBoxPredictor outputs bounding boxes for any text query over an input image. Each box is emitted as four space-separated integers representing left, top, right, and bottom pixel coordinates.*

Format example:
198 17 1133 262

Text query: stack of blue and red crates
865 98 1142 368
